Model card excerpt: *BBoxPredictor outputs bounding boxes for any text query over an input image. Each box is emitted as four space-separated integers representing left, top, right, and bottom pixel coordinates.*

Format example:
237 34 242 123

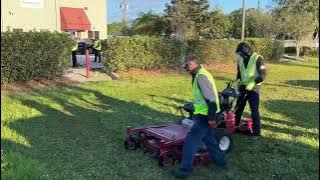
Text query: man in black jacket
235 42 266 140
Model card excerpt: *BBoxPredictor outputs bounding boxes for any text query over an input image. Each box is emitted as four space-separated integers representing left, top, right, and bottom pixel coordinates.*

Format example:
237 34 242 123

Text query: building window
88 31 94 39
76 31 82 38
88 31 100 39
94 31 100 39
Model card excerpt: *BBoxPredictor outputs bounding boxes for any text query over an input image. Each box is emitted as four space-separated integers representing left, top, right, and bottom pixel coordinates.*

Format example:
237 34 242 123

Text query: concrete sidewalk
70 54 105 69
64 55 111 82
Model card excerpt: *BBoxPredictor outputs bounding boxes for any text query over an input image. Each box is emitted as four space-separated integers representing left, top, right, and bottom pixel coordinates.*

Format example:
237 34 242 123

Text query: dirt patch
1 77 78 95
117 63 236 77
1 68 112 95
204 63 236 73
117 67 185 78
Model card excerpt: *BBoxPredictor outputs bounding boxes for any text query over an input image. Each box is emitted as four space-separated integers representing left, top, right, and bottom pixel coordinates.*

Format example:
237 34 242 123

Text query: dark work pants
180 115 226 172
235 89 261 136
72 51 77 67
94 50 101 62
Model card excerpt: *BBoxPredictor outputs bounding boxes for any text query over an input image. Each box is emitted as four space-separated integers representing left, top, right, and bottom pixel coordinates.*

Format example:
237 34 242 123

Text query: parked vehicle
77 39 94 54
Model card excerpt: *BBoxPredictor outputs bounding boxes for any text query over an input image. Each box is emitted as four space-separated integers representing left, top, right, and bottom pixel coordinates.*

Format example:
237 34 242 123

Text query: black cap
235 42 253 57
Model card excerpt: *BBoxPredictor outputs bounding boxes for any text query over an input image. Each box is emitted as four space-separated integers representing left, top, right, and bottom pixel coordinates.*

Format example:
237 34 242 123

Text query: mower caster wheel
215 129 233 153
159 151 177 167
124 134 140 150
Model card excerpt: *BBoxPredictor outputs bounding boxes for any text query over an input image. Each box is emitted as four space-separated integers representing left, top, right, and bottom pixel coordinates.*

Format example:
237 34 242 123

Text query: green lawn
1 59 319 180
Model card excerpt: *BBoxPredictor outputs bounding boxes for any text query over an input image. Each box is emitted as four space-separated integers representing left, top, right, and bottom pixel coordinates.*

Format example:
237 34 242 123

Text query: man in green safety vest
71 37 78 67
235 42 266 141
92 37 102 63
171 54 227 179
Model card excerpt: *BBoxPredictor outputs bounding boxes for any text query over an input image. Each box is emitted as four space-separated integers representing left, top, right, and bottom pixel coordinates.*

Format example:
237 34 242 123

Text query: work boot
170 168 191 179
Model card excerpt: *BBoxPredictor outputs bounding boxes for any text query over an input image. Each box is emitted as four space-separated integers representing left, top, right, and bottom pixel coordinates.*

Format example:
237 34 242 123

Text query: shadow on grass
213 75 234 83
265 100 319 130
275 62 319 69
263 82 319 91
147 94 190 106
285 80 319 90
2 85 180 179
2 86 319 179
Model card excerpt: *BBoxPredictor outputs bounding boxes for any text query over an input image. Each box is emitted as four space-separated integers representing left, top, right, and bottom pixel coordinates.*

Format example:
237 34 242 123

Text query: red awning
60 7 91 31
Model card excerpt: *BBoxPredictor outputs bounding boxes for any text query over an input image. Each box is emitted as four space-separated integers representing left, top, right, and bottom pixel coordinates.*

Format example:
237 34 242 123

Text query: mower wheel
124 134 140 150
215 129 233 153
159 151 177 167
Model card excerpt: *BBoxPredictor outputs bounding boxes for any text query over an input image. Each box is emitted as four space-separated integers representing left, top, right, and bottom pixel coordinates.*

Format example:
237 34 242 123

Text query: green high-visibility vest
72 42 78 52
93 39 101 51
192 67 221 116
238 52 262 87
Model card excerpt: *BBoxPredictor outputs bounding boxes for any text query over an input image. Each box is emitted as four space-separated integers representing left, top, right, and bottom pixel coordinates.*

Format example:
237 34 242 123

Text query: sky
107 0 273 24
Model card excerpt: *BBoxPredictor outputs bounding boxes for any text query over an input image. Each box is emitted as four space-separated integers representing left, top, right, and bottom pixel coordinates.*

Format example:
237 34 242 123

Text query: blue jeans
180 115 227 172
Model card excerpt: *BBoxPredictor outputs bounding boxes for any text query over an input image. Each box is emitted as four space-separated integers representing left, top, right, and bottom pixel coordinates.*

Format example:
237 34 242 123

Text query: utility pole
1 0 3 32
120 0 128 35
241 0 246 42
257 0 261 11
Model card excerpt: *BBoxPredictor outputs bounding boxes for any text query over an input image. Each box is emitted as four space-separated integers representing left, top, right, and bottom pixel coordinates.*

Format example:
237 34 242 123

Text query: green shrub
246 38 284 61
187 39 240 64
102 36 185 72
1 31 74 84
301 47 319 57
103 37 284 72
188 38 284 64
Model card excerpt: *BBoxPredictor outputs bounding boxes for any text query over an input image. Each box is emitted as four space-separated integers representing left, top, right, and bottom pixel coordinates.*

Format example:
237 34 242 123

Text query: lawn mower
124 81 253 167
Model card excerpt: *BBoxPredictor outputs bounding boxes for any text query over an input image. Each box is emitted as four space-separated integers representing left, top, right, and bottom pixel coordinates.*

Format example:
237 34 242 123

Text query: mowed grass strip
1 58 319 179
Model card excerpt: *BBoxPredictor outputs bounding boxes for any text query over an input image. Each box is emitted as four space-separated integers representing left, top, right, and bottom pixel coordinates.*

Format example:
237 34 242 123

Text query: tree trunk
296 42 300 57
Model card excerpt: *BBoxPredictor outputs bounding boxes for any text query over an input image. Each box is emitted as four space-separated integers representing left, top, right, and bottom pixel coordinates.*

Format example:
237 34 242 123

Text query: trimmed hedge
187 39 240 64
1 31 74 84
102 36 185 72
301 47 319 57
104 36 284 72
188 38 284 64
246 38 284 61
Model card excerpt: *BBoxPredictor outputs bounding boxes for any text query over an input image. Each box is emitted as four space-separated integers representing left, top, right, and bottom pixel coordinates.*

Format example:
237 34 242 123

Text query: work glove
208 120 217 128
245 82 255 91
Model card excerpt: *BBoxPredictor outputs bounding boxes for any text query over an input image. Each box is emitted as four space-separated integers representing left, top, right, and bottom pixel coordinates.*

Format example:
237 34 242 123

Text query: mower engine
218 81 253 134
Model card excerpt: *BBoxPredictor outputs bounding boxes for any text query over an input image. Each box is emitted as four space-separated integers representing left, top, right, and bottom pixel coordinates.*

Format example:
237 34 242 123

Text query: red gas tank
224 112 236 133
